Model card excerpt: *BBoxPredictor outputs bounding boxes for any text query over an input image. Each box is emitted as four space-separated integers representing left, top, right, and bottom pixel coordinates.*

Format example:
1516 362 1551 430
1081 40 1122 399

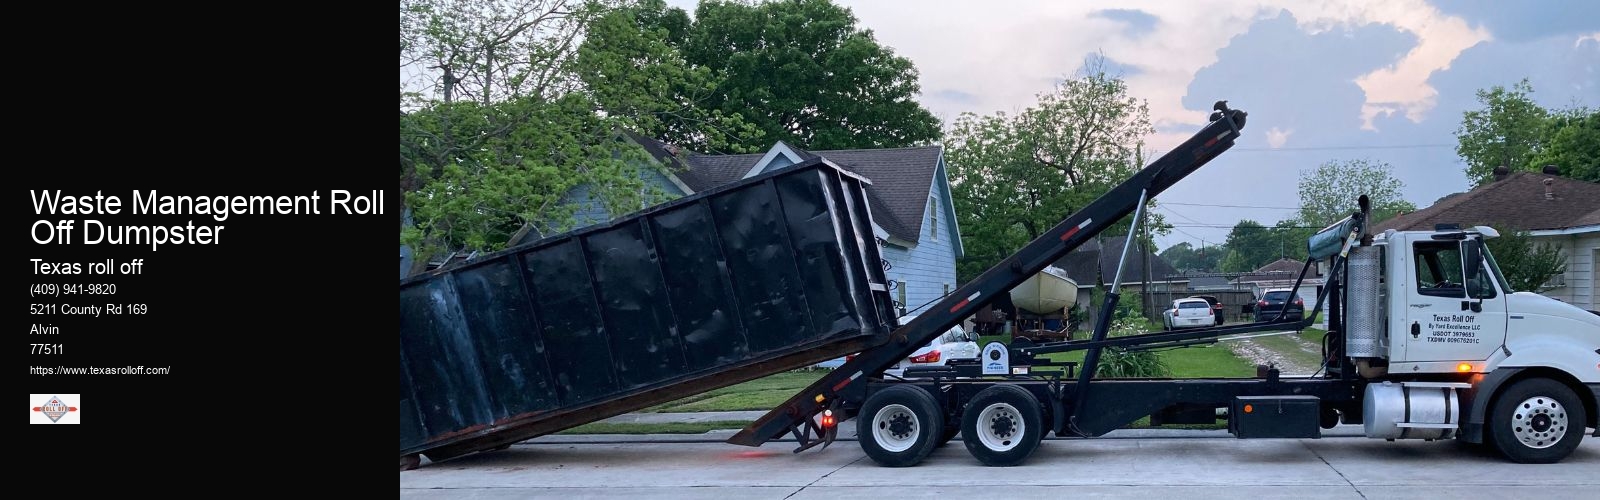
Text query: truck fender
1460 338 1600 442
1495 338 1600 385
1458 367 1523 443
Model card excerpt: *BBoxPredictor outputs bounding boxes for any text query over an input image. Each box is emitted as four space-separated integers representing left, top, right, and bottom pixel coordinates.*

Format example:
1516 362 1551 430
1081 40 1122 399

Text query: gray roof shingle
630 133 945 242
1372 171 1600 233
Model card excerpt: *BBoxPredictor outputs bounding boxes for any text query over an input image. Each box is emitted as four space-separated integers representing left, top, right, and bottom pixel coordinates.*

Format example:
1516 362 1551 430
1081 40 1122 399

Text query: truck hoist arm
728 102 1249 448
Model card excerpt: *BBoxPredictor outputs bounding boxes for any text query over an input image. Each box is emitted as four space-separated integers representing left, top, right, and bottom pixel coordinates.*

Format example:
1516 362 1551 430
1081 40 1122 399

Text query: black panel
523 241 617 404
773 170 859 336
399 348 426 449
452 260 559 416
399 159 900 457
398 278 494 436
1229 396 1322 439
710 181 814 352
651 203 750 370
585 221 688 389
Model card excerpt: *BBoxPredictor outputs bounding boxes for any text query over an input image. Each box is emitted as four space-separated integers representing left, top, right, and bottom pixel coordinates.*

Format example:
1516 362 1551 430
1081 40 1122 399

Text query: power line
1160 202 1300 210
1230 143 1455 152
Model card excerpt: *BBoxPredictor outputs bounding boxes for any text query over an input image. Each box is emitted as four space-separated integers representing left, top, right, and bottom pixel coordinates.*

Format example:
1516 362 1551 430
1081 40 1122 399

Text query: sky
668 0 1599 251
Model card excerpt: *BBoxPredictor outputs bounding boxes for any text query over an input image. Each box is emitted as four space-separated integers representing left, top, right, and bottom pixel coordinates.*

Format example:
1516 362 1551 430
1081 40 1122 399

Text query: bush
1094 320 1169 378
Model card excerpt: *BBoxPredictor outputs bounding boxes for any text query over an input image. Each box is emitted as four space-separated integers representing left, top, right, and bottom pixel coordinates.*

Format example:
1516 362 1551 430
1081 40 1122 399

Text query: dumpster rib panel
399 159 893 461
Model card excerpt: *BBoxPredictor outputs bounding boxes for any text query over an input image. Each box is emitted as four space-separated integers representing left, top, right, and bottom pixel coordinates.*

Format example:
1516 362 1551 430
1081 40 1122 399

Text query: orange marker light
1457 363 1472 373
1243 404 1254 414
815 394 826 404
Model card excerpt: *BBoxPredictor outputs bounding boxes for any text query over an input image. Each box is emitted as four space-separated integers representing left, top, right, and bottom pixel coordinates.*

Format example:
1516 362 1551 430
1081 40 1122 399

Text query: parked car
847 315 980 377
1186 295 1226 325
1162 298 1215 330
1253 288 1305 322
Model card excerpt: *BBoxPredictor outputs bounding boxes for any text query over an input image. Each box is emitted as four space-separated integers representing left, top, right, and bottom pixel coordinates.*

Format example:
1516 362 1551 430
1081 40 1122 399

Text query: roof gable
1373 172 1600 233
672 141 946 243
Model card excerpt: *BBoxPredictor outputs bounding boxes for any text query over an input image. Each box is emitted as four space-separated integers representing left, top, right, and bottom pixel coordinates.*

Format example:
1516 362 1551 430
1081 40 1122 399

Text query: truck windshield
1481 242 1513 292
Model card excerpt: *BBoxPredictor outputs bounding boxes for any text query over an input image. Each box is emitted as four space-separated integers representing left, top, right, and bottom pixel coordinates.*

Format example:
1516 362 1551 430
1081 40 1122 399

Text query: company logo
31 394 78 423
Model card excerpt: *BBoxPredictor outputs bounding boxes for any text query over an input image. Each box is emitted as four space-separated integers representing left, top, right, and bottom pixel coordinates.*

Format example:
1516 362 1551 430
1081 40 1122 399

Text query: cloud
1265 127 1294 148
1581 32 1600 49
1091 9 1159 37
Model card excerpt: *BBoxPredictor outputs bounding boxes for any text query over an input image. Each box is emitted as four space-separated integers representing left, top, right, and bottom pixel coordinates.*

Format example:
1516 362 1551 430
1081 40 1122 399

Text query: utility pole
1142 203 1153 321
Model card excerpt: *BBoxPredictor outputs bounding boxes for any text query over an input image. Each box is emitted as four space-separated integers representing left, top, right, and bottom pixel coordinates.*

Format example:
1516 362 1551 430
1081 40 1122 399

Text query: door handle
1460 300 1482 313
1410 322 1420 339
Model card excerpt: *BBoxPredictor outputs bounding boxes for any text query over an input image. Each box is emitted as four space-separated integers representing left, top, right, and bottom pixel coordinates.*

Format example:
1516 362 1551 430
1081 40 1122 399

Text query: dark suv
1186 295 1226 325
1253 288 1304 322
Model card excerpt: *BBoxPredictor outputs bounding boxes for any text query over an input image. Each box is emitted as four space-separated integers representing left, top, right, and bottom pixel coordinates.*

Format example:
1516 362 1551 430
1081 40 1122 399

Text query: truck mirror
1463 239 1483 283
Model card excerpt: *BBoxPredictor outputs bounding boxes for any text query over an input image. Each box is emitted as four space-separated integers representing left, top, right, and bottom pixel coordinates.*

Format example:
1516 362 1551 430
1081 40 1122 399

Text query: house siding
881 188 960 316
563 167 688 230
1538 232 1598 309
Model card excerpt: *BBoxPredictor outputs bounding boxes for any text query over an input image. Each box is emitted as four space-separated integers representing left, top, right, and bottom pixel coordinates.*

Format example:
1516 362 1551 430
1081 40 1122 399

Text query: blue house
564 132 965 316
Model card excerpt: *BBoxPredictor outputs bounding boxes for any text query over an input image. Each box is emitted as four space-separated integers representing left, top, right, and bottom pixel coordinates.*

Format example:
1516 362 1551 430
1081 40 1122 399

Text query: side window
928 196 939 241
1413 241 1465 298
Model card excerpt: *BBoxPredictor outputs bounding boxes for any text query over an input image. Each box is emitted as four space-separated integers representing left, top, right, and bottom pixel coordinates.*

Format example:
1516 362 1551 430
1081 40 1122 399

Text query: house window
928 196 938 241
897 280 908 308
943 283 950 296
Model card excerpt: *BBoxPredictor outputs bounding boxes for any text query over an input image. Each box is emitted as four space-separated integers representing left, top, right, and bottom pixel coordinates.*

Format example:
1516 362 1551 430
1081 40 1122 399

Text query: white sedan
844 315 980 377
1163 298 1215 330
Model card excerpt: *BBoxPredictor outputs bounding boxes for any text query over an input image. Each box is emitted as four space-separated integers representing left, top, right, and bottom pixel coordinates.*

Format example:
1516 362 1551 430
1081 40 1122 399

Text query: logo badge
31 394 78 424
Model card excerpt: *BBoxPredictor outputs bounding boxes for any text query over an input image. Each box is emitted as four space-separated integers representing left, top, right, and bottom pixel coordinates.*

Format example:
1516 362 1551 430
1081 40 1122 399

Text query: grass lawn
1035 343 1256 378
559 421 752 434
645 370 825 412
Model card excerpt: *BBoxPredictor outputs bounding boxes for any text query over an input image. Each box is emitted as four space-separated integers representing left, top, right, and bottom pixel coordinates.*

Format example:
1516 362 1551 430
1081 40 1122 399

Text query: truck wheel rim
976 403 1024 452
1511 396 1567 449
873 404 919 453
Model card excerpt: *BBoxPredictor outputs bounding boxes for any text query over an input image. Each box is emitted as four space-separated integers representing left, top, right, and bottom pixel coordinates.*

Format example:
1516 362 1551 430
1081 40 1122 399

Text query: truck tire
961 384 1043 466
858 385 944 467
1488 378 1587 464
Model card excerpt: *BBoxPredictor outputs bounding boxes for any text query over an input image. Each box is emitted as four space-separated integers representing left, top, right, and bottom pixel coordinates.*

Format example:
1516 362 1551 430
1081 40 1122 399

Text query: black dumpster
399 158 898 463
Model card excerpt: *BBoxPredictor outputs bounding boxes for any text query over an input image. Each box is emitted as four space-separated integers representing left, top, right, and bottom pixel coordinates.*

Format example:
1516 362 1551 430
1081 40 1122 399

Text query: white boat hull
1010 268 1078 314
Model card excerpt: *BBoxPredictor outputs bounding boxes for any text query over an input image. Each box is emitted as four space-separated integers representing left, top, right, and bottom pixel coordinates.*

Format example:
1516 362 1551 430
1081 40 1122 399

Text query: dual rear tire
857 383 1044 467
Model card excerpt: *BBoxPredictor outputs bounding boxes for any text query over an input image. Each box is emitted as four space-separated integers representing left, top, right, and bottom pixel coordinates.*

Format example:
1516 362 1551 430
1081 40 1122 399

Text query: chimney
1544 178 1555 200
1541 164 1560 176
1492 165 1510 182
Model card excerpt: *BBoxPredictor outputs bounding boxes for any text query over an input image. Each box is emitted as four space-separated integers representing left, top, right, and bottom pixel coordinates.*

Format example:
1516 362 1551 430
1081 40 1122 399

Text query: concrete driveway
400 432 1598 499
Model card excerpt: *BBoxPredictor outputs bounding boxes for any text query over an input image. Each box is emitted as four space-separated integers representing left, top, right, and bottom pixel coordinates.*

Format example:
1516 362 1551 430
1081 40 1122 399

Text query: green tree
574 0 758 153
1455 79 1598 185
1455 79 1550 185
945 58 1159 282
399 0 703 269
1486 231 1566 293
1217 220 1273 272
677 0 941 149
1528 108 1600 183
1296 159 1416 227
1159 242 1223 272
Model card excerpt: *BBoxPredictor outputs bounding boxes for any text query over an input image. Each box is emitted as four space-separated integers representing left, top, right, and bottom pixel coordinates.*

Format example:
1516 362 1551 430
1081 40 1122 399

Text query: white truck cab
1358 226 1599 461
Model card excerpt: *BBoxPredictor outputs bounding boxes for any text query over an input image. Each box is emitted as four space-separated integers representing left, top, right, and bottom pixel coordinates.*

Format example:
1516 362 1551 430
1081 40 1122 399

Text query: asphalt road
400 431 1598 499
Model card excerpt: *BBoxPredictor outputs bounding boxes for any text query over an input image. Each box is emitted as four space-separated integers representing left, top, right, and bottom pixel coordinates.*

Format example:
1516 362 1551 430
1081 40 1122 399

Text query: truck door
1401 238 1508 363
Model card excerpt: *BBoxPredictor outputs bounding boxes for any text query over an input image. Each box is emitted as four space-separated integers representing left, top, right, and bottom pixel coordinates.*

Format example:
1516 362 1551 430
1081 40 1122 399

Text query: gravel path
1225 332 1323 376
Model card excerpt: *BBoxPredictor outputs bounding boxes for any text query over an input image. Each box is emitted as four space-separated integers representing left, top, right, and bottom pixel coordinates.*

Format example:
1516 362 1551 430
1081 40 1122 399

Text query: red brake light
821 409 836 428
910 350 941 364
1205 307 1213 315
845 354 857 362
1294 298 1304 306
1257 300 1268 306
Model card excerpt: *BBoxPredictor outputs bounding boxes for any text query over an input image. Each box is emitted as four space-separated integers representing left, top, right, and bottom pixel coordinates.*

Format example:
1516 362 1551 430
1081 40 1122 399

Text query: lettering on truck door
1402 239 1507 363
